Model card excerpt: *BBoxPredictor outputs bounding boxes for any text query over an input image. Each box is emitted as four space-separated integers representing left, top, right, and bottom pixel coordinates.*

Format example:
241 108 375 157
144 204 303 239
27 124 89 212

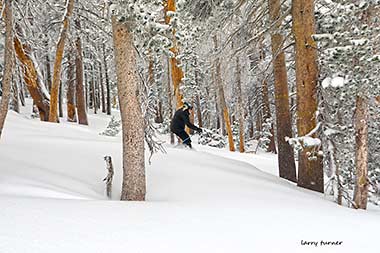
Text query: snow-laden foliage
316 0 380 206
100 116 121 137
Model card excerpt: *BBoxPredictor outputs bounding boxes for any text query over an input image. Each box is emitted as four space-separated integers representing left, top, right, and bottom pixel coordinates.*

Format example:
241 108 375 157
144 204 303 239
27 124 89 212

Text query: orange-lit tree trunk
292 0 323 192
66 50 77 122
0 0 14 138
269 0 297 182
75 18 88 125
353 95 369 209
14 35 50 121
236 56 245 153
213 35 235 152
164 0 183 109
49 0 75 122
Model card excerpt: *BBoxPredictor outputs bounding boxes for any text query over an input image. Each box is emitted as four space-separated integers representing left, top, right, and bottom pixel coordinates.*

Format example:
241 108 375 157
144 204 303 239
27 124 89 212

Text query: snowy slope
0 109 379 253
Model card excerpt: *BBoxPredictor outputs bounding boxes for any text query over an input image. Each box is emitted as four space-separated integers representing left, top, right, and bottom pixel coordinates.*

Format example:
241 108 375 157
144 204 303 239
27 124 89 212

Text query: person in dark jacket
170 102 202 148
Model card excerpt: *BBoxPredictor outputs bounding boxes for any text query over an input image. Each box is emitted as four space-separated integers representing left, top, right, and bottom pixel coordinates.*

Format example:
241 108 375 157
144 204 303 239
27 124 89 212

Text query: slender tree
66 49 77 122
75 18 88 125
213 35 235 152
0 0 14 138
236 56 245 153
269 0 296 182
353 95 369 209
49 0 75 122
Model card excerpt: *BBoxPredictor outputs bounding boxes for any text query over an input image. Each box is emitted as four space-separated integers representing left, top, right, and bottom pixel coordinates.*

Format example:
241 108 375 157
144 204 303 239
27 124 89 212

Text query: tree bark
353 95 369 209
99 60 106 113
0 0 14 138
49 0 75 122
292 0 323 192
213 35 235 152
236 57 245 153
44 39 52 91
112 16 146 201
262 80 277 153
195 94 203 127
66 51 77 122
166 57 175 144
269 0 297 182
14 35 50 121
75 19 88 125
102 44 111 115
164 0 184 109
58 80 63 118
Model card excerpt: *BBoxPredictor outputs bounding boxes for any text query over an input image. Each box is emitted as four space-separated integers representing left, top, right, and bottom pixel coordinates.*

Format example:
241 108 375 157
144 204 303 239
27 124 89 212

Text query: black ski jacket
170 108 200 133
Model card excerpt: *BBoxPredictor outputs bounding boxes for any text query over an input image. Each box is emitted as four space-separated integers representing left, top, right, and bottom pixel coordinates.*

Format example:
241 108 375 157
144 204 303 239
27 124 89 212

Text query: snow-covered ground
0 104 379 253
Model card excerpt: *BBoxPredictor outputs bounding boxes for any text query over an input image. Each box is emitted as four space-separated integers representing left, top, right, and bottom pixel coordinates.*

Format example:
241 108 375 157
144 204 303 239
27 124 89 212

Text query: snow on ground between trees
0 110 379 253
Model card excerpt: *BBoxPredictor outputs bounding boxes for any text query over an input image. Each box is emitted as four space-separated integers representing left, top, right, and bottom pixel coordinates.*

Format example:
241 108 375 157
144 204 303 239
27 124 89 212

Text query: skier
170 102 202 148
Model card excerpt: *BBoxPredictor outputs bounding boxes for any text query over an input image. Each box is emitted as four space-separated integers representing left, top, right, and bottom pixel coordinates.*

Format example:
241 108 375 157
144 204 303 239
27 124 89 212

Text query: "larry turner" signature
301 240 343 247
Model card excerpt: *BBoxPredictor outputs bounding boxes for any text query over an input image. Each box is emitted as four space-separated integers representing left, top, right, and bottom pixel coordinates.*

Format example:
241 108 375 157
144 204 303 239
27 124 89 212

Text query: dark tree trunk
75 19 88 125
269 0 297 182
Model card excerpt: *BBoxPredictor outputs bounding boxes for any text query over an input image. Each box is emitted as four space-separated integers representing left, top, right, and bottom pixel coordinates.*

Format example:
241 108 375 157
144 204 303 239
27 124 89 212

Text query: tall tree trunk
353 95 369 209
49 0 75 122
10 75 20 113
112 16 146 201
0 0 14 138
213 35 235 152
195 94 203 127
66 51 77 122
99 61 106 113
102 44 111 115
236 57 245 153
58 80 63 118
75 19 88 125
14 35 50 121
164 0 184 109
292 0 323 192
166 57 175 144
262 80 277 153
91 60 97 114
269 0 297 182
44 39 52 91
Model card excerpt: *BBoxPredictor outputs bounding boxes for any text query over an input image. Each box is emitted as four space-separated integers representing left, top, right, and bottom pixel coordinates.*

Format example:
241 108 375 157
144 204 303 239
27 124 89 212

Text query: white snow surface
0 106 379 253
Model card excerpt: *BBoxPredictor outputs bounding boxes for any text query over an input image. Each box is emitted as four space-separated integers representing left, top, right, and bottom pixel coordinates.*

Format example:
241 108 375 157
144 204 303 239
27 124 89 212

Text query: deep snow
0 104 379 253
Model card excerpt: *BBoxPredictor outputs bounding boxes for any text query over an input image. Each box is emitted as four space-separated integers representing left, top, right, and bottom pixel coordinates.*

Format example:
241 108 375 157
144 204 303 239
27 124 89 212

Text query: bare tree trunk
49 0 75 122
236 57 245 153
269 0 297 182
213 35 235 152
44 39 52 91
112 16 146 201
91 60 97 114
67 50 77 122
292 0 323 192
166 57 175 144
353 95 369 209
195 94 203 127
75 19 88 125
102 44 111 115
58 80 63 118
14 35 50 121
99 61 106 113
10 55 20 113
262 80 277 153
0 0 14 138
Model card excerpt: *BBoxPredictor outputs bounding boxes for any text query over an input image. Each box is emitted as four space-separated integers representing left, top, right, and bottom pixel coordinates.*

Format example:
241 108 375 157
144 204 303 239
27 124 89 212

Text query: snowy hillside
0 111 379 253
